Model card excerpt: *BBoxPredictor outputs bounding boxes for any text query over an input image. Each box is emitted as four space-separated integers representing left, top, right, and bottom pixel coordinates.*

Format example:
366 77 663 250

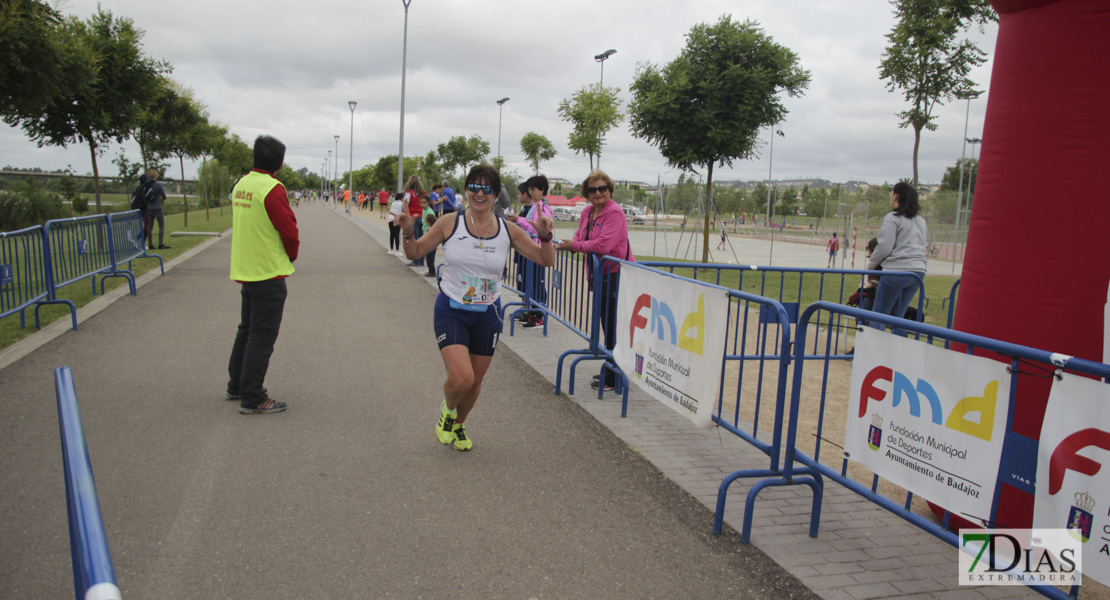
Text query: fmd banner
1033 373 1110 587
614 266 728 428
845 328 1011 520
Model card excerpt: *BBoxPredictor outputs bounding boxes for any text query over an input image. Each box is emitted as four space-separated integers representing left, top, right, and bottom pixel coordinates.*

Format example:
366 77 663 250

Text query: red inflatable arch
935 0 1110 529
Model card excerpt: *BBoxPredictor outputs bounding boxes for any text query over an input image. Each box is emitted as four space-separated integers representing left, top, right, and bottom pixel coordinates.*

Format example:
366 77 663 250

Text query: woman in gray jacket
867 182 927 321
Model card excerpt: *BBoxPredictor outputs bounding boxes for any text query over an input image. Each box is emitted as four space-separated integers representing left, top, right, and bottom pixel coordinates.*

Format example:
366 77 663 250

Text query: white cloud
1 0 995 187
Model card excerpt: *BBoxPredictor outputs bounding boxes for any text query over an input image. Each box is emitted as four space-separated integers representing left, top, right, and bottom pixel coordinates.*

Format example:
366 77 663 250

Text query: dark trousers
388 222 401 250
228 278 288 408
147 208 165 247
598 271 620 385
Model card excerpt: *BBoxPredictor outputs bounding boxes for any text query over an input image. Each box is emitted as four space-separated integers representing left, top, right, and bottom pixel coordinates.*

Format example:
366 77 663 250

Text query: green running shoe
436 405 457 445
452 422 472 451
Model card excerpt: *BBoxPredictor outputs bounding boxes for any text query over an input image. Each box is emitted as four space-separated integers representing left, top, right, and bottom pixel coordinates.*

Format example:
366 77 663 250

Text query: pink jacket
571 200 635 275
515 201 554 241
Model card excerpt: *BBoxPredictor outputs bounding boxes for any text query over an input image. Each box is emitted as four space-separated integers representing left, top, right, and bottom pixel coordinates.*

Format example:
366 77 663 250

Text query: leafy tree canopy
519 131 557 175
0 0 63 123
557 84 623 171
436 135 489 178
878 0 996 186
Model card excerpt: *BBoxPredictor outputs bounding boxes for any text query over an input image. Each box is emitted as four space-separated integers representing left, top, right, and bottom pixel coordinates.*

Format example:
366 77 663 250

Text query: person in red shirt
404 175 427 267
227 135 299 415
378 188 390 219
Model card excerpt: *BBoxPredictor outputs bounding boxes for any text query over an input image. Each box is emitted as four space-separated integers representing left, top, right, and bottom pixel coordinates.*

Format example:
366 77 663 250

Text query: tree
436 135 489 179
629 15 810 261
878 0 996 187
214 133 252 180
519 132 557 175
939 157 978 194
9 8 166 213
146 84 213 226
557 84 623 171
0 0 63 123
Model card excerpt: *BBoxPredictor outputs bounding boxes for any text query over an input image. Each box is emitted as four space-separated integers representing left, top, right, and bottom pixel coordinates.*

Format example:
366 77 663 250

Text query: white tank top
440 210 511 308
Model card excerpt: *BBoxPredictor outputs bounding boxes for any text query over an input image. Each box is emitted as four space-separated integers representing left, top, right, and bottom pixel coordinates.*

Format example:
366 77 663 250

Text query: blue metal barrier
639 263 926 358
43 214 123 297
0 225 75 330
945 278 961 330
54 366 121 600
767 302 1110 599
107 209 163 283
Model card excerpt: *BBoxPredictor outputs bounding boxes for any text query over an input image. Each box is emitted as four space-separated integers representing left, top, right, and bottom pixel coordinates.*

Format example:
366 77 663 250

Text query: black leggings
388 222 401 250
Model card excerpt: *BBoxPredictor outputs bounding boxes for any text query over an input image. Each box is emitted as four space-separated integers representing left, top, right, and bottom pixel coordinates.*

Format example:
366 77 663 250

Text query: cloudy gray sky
1 0 996 187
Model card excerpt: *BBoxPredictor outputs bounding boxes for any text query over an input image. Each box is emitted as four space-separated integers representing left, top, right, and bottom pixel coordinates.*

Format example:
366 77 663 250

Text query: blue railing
54 366 121 600
107 210 163 282
767 302 1110 599
0 224 65 329
638 263 926 358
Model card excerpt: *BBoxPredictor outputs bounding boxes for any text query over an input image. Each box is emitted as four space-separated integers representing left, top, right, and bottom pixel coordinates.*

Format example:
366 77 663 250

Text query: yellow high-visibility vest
229 171 294 281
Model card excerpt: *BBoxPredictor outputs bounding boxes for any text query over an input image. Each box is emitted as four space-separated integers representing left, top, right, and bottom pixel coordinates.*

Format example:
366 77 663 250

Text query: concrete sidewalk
1 203 816 599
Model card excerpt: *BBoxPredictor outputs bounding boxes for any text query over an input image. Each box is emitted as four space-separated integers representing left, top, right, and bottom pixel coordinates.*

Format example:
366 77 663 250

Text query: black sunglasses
466 183 494 195
586 185 610 195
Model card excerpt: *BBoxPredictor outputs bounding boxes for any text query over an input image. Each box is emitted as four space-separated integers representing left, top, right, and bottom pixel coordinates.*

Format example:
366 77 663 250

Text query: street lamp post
496 97 510 164
333 135 340 197
594 49 616 170
952 90 981 273
594 49 616 86
397 0 413 193
765 128 783 266
348 101 357 204
957 137 982 261
326 152 331 198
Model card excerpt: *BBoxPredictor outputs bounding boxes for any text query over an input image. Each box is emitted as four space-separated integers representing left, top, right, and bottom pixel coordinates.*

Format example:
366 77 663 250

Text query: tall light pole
496 97 510 164
333 135 340 196
348 101 357 198
765 128 784 266
594 49 616 86
952 90 981 273
326 152 331 197
594 49 616 170
397 0 413 193
957 137 982 262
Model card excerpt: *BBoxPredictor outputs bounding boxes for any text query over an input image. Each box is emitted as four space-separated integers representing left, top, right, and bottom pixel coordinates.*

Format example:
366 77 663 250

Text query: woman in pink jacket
555 170 635 391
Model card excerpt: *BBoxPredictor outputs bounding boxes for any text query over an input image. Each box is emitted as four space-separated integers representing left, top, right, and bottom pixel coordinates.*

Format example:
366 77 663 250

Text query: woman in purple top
556 170 635 391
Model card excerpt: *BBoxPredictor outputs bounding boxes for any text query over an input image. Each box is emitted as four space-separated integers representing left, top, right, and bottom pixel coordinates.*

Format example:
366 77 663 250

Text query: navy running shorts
433 293 503 357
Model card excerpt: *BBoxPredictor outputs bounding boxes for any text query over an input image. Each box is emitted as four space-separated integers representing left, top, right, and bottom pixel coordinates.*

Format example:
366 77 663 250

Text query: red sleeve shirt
406 192 423 218
259 172 299 262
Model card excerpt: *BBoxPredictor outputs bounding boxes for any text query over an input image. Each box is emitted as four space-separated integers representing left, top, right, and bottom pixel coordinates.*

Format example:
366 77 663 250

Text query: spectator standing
129 172 154 245
387 193 404 255
226 135 299 415
826 233 838 268
378 188 390 218
404 175 427 267
440 180 458 214
144 168 169 250
513 175 555 328
398 164 555 451
421 196 438 277
429 183 444 215
555 170 635 391
867 182 927 323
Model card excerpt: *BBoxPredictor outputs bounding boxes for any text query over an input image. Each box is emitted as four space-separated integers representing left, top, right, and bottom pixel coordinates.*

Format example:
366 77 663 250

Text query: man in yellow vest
226 135 300 415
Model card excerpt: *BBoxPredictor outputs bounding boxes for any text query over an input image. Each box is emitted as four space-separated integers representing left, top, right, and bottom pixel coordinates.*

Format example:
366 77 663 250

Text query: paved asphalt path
0 203 818 599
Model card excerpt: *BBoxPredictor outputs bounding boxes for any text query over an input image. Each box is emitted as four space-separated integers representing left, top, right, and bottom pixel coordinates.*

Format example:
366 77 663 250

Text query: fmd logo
628 293 705 356
959 529 1081 586
858 365 1001 442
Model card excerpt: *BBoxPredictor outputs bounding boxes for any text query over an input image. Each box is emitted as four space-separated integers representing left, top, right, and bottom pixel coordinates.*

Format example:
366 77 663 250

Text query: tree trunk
703 163 713 263
88 139 102 213
589 153 594 172
912 124 922 188
179 154 189 227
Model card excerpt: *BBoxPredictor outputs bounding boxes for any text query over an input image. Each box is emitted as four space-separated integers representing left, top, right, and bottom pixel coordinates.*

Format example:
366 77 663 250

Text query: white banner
614 266 728 428
1033 373 1110 587
844 328 1011 520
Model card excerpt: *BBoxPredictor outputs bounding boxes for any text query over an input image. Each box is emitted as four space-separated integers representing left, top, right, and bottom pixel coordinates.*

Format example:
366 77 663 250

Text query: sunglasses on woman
586 185 610 195
466 183 494 195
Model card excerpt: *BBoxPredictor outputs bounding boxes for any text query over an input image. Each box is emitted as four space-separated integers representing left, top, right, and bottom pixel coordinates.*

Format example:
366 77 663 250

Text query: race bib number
460 276 499 305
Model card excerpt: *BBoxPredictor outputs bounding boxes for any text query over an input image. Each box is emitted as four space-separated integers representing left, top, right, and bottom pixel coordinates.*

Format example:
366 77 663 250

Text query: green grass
0 209 232 350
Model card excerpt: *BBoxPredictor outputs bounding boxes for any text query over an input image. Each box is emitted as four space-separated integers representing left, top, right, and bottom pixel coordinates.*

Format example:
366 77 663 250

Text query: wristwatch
538 231 553 243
